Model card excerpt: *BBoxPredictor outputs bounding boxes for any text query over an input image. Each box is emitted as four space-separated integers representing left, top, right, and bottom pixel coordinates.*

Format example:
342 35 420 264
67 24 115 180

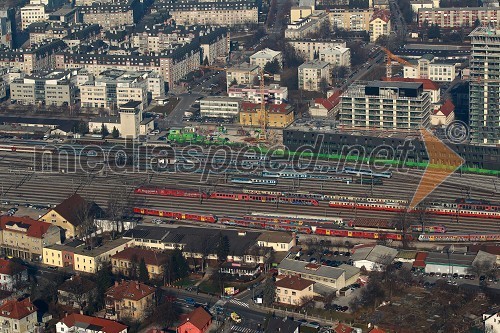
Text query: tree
150 299 179 329
474 18 481 27
101 124 109 138
428 23 441 39
129 254 138 279
230 78 238 87
171 248 189 280
216 234 230 263
93 262 113 311
203 56 209 66
74 120 89 135
112 126 120 139
319 20 331 39
319 77 329 94
138 258 149 283
262 277 276 306
264 58 281 75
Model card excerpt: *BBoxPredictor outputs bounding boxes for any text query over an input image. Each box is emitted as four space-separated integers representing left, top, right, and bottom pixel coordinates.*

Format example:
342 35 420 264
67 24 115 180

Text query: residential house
431 99 455 126
176 307 212 333
334 323 354 333
309 90 341 118
483 309 500 333
111 247 169 280
0 298 38 333
56 313 128 333
39 193 104 239
105 280 156 321
351 245 398 271
0 259 28 292
43 238 133 273
256 232 295 252
275 275 315 306
0 216 61 261
57 275 97 309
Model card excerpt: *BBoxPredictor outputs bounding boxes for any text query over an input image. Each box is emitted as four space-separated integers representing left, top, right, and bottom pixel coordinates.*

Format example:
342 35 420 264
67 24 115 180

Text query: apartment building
0 298 38 333
226 63 260 89
29 23 101 47
105 280 156 321
200 96 242 118
298 60 331 91
153 1 258 26
381 77 441 103
285 12 330 39
200 28 229 65
418 7 500 28
57 314 128 333
228 84 288 104
0 40 67 74
250 48 282 68
403 54 457 82
469 26 500 144
369 9 391 42
319 46 351 67
338 81 432 130
79 0 139 31
288 39 347 60
111 247 169 280
275 275 315 306
55 41 200 87
0 216 60 262
43 238 134 274
328 8 373 31
239 102 295 128
10 69 77 106
21 4 46 30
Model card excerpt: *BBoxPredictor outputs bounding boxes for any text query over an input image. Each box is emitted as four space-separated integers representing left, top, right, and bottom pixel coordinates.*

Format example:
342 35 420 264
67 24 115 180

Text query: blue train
230 177 277 185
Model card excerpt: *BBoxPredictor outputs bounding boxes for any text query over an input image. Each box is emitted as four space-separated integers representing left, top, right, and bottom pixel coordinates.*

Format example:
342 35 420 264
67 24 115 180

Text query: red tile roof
178 307 212 331
439 100 455 117
0 298 36 320
413 252 428 268
0 259 26 276
371 9 391 22
314 98 334 110
112 247 169 267
369 327 386 333
0 216 52 239
106 280 156 302
327 90 342 107
60 313 127 333
334 323 354 333
381 77 440 91
275 275 314 291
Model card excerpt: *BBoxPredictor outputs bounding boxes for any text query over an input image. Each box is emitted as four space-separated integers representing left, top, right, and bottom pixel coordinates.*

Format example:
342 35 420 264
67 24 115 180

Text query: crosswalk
231 325 259 333
229 299 250 308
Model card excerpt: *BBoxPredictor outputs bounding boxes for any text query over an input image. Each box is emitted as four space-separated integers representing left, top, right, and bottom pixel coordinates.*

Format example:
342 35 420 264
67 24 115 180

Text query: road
389 0 408 38
340 50 385 91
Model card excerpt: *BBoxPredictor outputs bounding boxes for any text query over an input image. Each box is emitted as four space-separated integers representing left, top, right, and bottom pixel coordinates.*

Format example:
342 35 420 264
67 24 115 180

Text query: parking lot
296 248 353 268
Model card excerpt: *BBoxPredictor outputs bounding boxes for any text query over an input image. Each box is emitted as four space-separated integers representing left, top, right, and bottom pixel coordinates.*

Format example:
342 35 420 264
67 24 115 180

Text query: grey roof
278 258 345 279
472 250 497 267
351 245 398 264
91 116 120 124
367 81 423 90
338 264 360 281
46 238 131 257
425 252 475 267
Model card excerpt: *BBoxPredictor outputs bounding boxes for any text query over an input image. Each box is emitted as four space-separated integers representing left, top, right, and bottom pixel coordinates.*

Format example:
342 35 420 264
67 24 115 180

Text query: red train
132 207 217 223
134 187 319 206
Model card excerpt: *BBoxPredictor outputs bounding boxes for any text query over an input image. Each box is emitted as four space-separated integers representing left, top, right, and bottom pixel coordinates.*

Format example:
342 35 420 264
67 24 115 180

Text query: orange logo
409 128 465 209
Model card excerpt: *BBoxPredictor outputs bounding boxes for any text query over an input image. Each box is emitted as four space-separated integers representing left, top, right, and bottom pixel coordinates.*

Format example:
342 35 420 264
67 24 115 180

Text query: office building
298 60 331 92
469 26 500 144
338 81 431 129
10 69 77 106
200 96 242 118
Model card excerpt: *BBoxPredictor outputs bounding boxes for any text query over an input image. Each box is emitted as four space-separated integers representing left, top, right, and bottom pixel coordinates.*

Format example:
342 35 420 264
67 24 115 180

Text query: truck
230 312 242 323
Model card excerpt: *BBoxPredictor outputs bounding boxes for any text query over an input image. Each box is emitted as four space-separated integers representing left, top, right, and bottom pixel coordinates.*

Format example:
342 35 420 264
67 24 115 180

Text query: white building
256 232 295 252
226 63 260 90
351 245 398 271
228 84 288 104
484 310 500 333
319 46 351 67
0 259 28 292
339 81 432 129
298 60 331 92
119 102 142 139
21 4 47 30
200 96 242 118
288 39 347 61
57 313 128 333
404 54 457 82
250 48 282 68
